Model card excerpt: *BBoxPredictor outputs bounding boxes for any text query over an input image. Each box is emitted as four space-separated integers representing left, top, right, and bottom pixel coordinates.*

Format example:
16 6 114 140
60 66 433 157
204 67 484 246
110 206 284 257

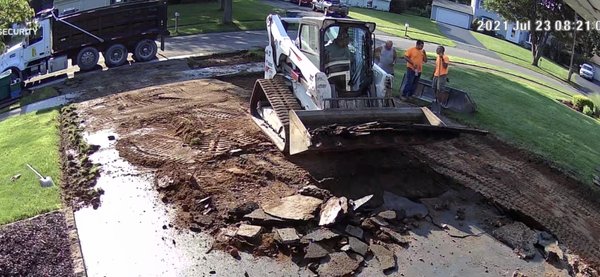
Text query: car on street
311 0 349 17
579 63 596 80
290 0 312 6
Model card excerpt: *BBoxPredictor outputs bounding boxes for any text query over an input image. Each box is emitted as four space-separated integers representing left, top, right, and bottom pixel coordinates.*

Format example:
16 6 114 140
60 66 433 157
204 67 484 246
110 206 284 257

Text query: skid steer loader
250 15 483 155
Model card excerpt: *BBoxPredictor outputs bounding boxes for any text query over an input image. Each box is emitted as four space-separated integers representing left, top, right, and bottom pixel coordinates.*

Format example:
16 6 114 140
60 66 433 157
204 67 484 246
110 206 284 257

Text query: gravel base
0 211 74 276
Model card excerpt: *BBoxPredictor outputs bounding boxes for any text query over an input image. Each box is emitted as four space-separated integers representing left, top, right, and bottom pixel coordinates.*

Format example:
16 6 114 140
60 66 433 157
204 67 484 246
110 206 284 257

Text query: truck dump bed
51 0 168 53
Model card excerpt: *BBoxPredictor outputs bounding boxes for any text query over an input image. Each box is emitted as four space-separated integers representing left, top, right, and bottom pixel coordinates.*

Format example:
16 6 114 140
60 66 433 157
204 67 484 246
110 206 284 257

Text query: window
28 27 43 45
300 24 319 55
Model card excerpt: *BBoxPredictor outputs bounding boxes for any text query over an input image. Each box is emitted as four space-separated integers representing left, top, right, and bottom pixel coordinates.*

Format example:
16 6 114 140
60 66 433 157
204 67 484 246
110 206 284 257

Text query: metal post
175 12 180 34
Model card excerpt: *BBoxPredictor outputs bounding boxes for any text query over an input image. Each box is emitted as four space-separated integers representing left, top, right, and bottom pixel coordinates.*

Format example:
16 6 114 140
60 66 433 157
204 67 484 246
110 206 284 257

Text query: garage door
435 8 471 29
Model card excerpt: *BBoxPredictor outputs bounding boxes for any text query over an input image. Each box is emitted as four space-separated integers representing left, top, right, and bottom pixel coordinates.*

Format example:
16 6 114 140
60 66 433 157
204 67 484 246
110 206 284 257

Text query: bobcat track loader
250 15 482 155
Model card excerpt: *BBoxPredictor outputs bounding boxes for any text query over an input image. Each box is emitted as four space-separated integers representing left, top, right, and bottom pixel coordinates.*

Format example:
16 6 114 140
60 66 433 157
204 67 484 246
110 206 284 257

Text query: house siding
347 0 390 11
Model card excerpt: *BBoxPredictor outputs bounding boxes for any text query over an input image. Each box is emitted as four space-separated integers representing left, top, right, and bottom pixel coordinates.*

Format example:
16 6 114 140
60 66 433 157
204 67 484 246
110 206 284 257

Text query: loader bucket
401 74 477 113
288 107 485 155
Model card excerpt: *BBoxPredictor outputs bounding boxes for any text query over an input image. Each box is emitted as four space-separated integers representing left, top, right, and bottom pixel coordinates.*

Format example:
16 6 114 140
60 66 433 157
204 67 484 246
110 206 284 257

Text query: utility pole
568 14 578 82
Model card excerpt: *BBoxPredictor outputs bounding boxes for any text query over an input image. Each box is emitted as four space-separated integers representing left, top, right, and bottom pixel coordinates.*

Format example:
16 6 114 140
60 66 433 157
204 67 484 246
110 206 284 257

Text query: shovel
26 164 55 187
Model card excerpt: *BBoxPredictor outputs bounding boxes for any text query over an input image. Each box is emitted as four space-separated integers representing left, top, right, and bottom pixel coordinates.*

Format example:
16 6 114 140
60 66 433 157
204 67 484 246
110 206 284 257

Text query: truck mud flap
400 74 477 114
288 107 486 155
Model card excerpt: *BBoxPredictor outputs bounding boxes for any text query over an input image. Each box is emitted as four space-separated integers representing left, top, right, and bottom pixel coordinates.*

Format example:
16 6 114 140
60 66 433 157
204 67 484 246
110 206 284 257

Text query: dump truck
250 15 483 155
0 0 168 86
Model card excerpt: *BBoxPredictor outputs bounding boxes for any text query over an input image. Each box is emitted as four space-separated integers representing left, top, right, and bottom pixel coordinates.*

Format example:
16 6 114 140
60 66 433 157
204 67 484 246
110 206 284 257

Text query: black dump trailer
49 0 168 70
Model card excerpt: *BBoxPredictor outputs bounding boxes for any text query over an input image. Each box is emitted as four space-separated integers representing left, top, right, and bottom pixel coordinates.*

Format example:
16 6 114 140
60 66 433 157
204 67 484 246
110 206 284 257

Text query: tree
484 0 569 66
223 0 232 24
0 0 34 51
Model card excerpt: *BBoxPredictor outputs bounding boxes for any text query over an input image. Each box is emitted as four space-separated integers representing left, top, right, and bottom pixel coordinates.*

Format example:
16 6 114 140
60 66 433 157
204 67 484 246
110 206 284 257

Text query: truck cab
0 17 67 82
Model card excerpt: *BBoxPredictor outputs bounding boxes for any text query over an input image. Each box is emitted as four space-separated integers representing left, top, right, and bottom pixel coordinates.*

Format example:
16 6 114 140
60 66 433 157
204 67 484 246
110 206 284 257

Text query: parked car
312 0 349 17
580 63 596 80
290 0 312 6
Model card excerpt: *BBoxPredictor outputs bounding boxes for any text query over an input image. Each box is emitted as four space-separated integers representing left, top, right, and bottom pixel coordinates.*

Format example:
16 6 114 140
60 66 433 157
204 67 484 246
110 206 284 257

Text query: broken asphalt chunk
380 227 410 246
347 236 368 256
492 222 538 260
301 228 341 243
264 195 323 221
317 252 362 277
305 242 331 259
228 201 259 220
298 185 332 200
318 196 348 226
382 191 429 219
274 228 300 245
370 244 397 271
378 210 398 221
345 225 364 239
236 224 263 239
350 194 373 211
243 208 284 225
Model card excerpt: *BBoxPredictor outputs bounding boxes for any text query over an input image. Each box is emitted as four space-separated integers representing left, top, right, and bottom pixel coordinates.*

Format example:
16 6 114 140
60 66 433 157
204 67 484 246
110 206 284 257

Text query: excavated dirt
74 68 600 271
187 51 264 68
0 212 74 276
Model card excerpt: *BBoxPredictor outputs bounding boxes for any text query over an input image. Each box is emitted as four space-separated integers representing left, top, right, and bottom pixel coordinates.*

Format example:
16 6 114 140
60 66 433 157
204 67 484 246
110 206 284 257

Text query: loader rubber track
412 136 600 268
256 77 302 128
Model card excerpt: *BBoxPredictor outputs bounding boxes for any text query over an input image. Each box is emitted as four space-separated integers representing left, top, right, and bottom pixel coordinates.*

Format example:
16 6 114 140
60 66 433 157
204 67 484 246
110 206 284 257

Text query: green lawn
0 109 62 225
472 32 569 81
349 8 455 47
393 50 600 185
167 0 284 35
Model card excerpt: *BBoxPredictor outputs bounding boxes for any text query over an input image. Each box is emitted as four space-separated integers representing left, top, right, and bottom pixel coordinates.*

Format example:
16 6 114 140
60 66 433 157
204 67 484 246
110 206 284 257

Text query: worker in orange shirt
431 45 450 114
401 40 427 99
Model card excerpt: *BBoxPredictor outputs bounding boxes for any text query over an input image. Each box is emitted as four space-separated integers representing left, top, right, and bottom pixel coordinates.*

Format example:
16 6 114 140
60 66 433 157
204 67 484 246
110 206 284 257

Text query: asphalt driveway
436 23 500 59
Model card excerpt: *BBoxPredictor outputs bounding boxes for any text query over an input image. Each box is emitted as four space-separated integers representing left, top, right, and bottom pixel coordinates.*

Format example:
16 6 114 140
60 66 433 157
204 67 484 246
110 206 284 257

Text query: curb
63 207 87 277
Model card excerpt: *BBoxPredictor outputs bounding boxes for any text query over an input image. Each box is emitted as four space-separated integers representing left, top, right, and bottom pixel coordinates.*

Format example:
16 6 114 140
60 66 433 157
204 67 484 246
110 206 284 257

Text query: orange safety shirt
405 47 425 72
434 55 450 77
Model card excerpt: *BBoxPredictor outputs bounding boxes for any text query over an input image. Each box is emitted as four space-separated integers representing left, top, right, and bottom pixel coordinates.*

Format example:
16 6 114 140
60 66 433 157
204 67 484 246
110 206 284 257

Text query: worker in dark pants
401 40 427 100
431 46 450 114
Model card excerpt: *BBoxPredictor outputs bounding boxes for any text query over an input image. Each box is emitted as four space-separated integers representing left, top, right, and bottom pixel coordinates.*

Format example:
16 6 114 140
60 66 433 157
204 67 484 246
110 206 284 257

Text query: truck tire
77 47 99 72
104 44 128 68
133 39 157 62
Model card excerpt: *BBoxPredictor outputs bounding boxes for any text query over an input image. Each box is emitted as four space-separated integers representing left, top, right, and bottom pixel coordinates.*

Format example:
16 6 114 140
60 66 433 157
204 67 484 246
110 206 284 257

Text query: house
430 0 474 29
346 0 391 11
471 0 529 45
430 0 530 46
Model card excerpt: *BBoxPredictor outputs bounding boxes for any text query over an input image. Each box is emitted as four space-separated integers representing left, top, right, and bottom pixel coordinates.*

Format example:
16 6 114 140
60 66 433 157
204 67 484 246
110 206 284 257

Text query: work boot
431 101 441 115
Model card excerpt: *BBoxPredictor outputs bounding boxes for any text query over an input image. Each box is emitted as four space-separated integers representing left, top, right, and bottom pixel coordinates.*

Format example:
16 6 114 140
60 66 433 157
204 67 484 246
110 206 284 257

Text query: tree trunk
223 0 233 24
219 0 224 11
567 24 577 82
531 31 549 67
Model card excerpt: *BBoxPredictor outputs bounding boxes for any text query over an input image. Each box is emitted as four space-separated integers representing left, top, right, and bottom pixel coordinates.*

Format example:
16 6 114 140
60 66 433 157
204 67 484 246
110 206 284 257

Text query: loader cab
298 18 376 98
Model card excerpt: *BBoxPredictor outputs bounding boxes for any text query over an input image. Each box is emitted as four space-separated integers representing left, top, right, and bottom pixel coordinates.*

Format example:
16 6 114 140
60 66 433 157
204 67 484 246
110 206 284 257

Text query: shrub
583 105 594 117
572 95 594 111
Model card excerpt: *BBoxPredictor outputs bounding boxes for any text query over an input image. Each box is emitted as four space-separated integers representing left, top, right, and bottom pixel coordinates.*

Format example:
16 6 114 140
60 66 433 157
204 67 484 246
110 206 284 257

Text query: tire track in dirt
413 135 600 268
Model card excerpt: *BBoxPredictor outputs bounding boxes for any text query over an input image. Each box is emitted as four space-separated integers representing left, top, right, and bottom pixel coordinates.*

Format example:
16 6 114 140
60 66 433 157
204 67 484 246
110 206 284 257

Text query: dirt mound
0 212 74 276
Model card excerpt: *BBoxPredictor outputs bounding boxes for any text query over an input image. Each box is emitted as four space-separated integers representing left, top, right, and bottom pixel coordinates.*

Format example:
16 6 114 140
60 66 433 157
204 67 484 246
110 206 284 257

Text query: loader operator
324 28 353 93
324 29 352 64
